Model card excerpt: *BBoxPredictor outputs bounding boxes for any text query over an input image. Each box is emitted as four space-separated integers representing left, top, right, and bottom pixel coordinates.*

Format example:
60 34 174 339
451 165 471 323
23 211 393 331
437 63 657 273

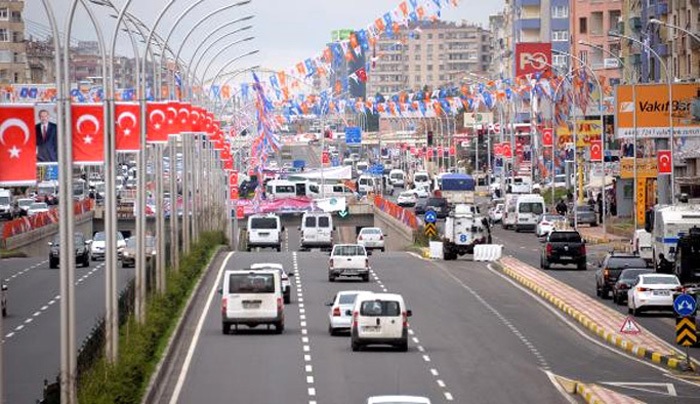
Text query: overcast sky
26 0 502 81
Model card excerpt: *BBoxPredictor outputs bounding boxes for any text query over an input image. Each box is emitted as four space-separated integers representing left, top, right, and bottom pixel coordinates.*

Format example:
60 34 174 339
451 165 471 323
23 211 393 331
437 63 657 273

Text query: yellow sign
620 158 658 179
556 120 602 147
424 223 438 238
636 178 647 226
676 317 697 347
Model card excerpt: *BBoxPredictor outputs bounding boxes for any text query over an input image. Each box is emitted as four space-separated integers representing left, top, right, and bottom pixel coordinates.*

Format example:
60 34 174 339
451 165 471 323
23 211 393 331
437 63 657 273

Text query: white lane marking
41 305 48 311
303 345 310 352
299 308 306 314
24 318 33 324
301 329 308 335
3 259 49 283
304 354 311 362
15 325 23 331
305 365 313 372
300 314 306 320
422 355 431 362
412 337 420 344
169 252 235 404
33 311 41 317
300 321 307 327
306 376 314 384
308 387 316 396
302 336 309 343
417 345 425 352
5 333 14 338
437 380 446 388
430 368 439 376
444 392 454 401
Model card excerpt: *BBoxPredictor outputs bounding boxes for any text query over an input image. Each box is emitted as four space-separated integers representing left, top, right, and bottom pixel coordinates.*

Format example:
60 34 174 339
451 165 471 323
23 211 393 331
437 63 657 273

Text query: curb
421 247 430 259
495 261 693 372
141 245 227 404
552 374 604 404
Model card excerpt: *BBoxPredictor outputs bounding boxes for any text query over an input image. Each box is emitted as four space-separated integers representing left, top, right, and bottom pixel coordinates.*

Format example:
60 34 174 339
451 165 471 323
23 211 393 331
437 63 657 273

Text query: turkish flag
229 184 239 200
542 128 553 147
427 148 434 158
72 103 104 164
190 106 203 132
115 102 140 152
494 143 503 157
0 104 36 185
213 129 224 151
658 150 672 174
589 140 603 161
147 101 169 143
449 146 456 156
165 101 180 134
502 143 513 159
236 205 245 218
177 102 192 133
203 111 215 134
223 158 233 171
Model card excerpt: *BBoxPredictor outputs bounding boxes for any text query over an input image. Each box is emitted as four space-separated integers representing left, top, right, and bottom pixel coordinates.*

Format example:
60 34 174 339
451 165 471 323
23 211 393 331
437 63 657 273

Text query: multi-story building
570 0 623 85
367 20 491 96
0 0 27 84
26 37 55 83
510 0 572 70
488 10 514 79
667 0 699 82
328 29 366 99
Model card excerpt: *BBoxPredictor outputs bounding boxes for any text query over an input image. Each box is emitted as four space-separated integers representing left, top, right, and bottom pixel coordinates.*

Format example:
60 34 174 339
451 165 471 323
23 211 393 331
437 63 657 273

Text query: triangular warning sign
620 316 641 334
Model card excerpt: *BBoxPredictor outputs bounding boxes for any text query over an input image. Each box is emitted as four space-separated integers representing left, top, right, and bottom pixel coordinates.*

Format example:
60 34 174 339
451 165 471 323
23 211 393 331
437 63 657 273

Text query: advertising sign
619 157 657 179
556 120 602 146
463 112 493 127
515 42 552 77
616 83 700 139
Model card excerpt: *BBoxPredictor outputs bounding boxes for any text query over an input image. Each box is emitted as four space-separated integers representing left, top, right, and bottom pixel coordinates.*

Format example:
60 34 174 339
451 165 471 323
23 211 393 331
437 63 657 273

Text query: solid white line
169 251 234 404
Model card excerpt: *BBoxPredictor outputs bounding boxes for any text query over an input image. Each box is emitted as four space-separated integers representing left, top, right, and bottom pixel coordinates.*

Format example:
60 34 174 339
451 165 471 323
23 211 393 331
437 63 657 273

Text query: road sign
338 208 349 218
369 164 384 175
424 210 437 224
674 294 697 317
620 316 641 335
345 126 362 145
424 222 437 238
331 157 340 167
676 317 697 347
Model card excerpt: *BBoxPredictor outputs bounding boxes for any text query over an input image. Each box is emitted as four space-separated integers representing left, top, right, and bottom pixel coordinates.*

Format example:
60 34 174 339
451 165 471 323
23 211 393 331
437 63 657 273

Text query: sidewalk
499 256 692 371
577 226 627 244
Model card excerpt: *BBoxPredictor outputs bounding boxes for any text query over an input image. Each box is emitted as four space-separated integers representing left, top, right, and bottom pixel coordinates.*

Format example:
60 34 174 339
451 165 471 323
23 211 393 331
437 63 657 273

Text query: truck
439 173 475 207
646 204 700 271
442 204 491 261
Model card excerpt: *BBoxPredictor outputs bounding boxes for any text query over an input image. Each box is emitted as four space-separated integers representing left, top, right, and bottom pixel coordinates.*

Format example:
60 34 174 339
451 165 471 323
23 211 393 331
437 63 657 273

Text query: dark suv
541 230 587 270
424 197 448 218
48 232 91 268
595 253 648 299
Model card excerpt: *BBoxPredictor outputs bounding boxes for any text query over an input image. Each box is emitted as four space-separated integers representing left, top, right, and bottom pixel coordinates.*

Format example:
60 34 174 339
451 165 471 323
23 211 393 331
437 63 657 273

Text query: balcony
518 18 541 30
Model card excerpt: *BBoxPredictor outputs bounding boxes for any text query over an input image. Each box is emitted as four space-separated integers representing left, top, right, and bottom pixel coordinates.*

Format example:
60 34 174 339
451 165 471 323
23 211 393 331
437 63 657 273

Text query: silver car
326 290 369 335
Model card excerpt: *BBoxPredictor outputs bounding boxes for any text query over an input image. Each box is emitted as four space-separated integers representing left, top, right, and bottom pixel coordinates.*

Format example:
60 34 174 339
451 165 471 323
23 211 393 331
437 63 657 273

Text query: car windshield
415 174 429 182
251 218 278 229
548 232 582 243
18 199 33 207
519 202 543 214
641 276 680 285
400 192 415 197
338 293 359 305
360 300 400 316
228 273 275 293
94 232 105 241
541 214 562 221
125 236 155 248
426 198 446 206
318 216 330 227
333 245 365 256
30 203 47 210
52 234 84 245
620 269 652 280
607 257 648 269
577 206 594 213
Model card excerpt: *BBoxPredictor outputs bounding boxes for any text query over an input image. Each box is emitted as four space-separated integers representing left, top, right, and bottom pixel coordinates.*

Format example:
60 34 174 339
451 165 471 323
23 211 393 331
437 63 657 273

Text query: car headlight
123 251 130 257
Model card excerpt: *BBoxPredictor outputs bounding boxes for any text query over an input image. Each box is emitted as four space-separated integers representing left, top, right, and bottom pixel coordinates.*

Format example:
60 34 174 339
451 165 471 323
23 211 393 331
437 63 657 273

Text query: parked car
397 191 417 207
540 230 586 270
569 205 597 227
249 263 294 304
48 232 91 268
326 290 369 335
351 292 412 351
628 274 682 315
535 214 566 237
120 236 156 268
612 268 653 305
424 197 449 219
595 253 648 299
328 244 370 282
27 202 50 217
357 227 386 252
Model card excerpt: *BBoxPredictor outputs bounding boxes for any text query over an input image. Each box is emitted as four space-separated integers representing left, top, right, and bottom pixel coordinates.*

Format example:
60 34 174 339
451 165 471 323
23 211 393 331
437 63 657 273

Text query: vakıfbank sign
616 83 700 139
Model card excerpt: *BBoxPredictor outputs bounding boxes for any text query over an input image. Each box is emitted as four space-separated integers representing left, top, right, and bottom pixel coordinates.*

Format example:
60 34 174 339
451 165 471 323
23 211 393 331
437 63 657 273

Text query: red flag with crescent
589 140 602 161
501 142 513 159
166 101 181 134
147 101 169 143
658 150 672 174
72 103 104 164
190 106 203 132
115 102 140 152
0 104 36 185
177 102 192 133
542 127 553 147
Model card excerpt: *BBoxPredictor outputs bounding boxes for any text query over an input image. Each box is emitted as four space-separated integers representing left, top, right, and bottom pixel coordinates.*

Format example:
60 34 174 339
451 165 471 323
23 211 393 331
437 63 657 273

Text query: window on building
415 75 421 82
439 44 444 50
552 30 569 42
438 33 444 39
427 75 433 82
10 11 20 22
427 33 433 39
414 44 421 52
579 17 587 34
552 5 568 18
427 64 433 71
12 31 22 43
0 29 9 42
427 44 433 53
13 72 19 83
439 74 445 81
0 8 8 20
0 50 11 63
415 54 421 61
552 54 568 67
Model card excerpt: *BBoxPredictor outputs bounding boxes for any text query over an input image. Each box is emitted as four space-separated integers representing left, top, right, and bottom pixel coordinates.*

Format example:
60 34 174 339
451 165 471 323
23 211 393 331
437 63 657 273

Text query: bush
77 231 226 403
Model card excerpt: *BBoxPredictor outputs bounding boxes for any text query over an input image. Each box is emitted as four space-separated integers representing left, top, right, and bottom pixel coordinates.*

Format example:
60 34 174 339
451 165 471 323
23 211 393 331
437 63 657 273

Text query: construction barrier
373 196 418 230
473 244 503 262
1 199 94 240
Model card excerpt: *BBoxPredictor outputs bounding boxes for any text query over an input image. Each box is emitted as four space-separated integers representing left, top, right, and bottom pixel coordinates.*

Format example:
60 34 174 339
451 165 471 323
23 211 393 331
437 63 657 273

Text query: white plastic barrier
473 244 503 262
429 241 444 260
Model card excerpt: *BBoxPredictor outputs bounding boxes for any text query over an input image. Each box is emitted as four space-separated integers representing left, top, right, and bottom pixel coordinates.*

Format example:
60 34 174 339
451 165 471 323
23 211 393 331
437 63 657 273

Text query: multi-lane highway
2 255 134 403
154 226 699 403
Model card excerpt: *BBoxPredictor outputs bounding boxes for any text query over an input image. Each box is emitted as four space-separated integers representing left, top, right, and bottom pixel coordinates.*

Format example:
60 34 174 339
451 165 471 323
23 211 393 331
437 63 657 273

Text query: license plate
344 270 357 275
243 302 260 309
653 290 670 296
363 326 380 332
259 232 269 237
559 256 571 260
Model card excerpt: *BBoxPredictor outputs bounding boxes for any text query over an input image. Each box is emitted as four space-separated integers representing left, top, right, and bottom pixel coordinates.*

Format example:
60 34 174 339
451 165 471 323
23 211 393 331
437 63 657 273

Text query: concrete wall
372 207 416 251
5 212 94 257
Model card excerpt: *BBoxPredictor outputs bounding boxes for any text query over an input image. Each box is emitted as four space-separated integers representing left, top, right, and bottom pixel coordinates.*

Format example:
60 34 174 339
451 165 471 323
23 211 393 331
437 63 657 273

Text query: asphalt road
491 224 700 363
162 244 700 403
1 255 134 403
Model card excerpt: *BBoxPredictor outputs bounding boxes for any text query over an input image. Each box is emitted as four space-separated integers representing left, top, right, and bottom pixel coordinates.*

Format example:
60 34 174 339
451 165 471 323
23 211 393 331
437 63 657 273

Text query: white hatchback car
413 186 430 199
351 292 412 351
326 290 370 335
357 227 386 252
397 191 417 207
535 214 566 237
627 274 682 315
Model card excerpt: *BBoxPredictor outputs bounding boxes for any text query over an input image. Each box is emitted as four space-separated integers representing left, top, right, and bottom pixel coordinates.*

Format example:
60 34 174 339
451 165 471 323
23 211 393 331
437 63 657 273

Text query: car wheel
577 261 586 271
541 257 550 270
276 246 281 252
284 292 291 304
362 274 370 282
397 339 409 352
83 255 90 267
275 321 284 334
222 322 230 335
601 287 609 299
49 258 58 269
328 273 335 282
328 324 336 336
2 307 6 317
381 248 385 252
351 339 361 352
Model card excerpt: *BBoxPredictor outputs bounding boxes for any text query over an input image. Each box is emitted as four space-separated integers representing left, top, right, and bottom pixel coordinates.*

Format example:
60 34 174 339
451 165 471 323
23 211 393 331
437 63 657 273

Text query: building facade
367 20 491 96
0 0 27 84
510 0 572 70
570 0 623 85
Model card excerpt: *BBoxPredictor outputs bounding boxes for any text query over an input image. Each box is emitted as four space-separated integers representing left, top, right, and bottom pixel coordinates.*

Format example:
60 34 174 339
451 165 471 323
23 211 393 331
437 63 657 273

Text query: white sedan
413 186 430 199
27 202 49 217
397 191 417 207
326 290 369 335
627 274 682 315
357 227 385 252
489 203 505 223
535 214 566 237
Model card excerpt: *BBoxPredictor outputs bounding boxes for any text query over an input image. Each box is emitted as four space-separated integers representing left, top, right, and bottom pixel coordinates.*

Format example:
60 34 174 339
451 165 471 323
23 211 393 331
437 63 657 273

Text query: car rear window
338 293 358 305
251 218 278 229
304 216 316 227
318 216 330 227
333 245 365 256
360 300 400 316
548 232 582 243
361 228 381 234
641 276 679 285
607 257 648 269
228 273 275 293
519 202 544 214
619 269 651 280
426 198 446 206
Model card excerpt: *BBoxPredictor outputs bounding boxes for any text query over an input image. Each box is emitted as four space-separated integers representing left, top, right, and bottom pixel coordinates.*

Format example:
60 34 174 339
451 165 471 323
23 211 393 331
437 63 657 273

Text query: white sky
26 0 503 80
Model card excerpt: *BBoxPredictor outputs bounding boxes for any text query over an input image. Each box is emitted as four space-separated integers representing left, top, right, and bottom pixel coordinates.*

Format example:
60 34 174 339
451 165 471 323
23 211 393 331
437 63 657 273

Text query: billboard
616 83 700 139
515 42 552 77
555 119 602 146
331 29 354 42
463 112 493 127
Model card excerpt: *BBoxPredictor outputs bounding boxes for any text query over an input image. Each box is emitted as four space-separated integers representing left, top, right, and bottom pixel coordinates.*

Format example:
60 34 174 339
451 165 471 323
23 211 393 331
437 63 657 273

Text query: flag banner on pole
71 103 104 164
589 140 602 161
177 102 192 133
658 150 672 174
147 101 170 143
190 105 203 132
115 102 140 152
0 104 37 186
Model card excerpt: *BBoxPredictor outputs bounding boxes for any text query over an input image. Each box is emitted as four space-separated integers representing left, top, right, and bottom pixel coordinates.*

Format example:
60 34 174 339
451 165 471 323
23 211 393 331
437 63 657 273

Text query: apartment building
0 0 27 84
367 20 491 95
513 0 572 70
570 0 623 85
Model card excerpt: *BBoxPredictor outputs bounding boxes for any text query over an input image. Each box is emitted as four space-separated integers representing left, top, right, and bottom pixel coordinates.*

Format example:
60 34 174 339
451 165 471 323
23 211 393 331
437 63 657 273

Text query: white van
388 169 405 187
632 229 653 264
413 171 430 189
350 292 412 351
356 161 370 174
220 269 284 334
299 212 334 251
501 194 519 230
265 180 319 199
357 175 379 195
321 183 354 198
514 194 545 232
247 214 282 252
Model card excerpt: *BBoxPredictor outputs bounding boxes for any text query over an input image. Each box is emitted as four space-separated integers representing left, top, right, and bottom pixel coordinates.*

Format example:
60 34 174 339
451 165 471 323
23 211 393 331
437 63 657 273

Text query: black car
595 253 648 299
424 197 449 218
541 230 587 270
48 233 91 268
414 197 428 215
612 268 653 304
